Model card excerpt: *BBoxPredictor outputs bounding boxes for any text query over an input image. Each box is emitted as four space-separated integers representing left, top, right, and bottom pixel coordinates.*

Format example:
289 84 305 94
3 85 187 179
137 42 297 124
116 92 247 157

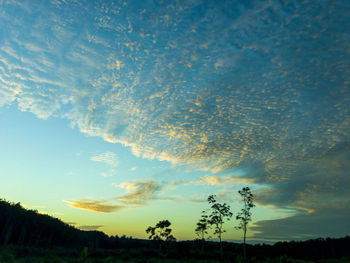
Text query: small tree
195 211 210 252
235 187 255 260
146 219 176 250
207 195 232 259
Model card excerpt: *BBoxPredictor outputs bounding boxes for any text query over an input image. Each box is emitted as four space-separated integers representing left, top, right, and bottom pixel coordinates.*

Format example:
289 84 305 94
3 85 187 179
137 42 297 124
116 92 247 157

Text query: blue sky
0 0 349 242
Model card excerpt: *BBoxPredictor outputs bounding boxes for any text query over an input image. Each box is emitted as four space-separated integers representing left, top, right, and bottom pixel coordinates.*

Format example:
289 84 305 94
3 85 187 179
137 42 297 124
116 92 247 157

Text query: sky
0 0 349 242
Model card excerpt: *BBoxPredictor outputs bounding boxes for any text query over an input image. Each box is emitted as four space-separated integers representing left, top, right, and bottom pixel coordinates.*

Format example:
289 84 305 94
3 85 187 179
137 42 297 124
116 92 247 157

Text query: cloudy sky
0 0 349 242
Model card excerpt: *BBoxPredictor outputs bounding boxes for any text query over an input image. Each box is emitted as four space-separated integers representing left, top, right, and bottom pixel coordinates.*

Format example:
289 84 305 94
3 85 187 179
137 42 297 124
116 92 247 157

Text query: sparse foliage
146 220 176 242
207 194 232 259
195 211 210 240
236 187 255 260
195 211 210 252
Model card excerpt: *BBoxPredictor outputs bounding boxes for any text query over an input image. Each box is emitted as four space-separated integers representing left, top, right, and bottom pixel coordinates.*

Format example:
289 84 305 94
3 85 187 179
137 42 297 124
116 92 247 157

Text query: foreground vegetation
1 245 350 263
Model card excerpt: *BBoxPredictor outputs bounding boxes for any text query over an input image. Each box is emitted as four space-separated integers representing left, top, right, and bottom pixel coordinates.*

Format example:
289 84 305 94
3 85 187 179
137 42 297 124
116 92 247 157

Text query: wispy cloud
22 204 45 209
65 179 177 213
64 199 124 213
91 152 119 167
150 174 253 191
111 176 248 206
78 225 104 231
100 170 115 177
114 180 162 205
197 175 254 186
197 175 221 185
188 194 208 204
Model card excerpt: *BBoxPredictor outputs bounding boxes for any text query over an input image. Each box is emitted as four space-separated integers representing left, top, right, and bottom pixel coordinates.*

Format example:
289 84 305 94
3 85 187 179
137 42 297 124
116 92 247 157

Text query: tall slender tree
207 195 232 260
195 211 210 252
235 187 255 260
195 211 209 240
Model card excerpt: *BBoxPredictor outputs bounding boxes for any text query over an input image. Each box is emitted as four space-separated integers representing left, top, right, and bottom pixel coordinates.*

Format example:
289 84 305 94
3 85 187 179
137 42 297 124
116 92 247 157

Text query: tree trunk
243 226 247 261
219 234 223 261
201 236 204 254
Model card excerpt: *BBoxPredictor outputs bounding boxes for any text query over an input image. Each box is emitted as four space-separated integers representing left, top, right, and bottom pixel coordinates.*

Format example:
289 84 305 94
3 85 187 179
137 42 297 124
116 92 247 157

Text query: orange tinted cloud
64 199 123 213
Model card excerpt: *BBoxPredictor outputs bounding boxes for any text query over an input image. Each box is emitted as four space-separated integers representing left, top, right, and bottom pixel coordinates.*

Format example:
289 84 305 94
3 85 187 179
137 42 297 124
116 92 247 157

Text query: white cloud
91 152 119 167
100 169 116 177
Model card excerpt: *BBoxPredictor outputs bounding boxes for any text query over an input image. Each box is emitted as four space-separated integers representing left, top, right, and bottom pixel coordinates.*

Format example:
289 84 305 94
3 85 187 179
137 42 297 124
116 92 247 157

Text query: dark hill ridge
0 199 149 250
0 199 108 248
1 198 350 261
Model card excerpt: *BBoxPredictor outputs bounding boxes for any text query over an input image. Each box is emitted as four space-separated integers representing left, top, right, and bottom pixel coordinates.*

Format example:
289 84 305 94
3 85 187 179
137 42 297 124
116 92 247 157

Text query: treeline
259 237 350 260
1 198 350 261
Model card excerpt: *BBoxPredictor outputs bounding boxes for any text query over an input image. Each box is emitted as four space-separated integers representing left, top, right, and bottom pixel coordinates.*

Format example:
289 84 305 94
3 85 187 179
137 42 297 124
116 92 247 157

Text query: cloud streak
114 180 162 205
78 225 104 231
64 199 123 213
197 175 254 186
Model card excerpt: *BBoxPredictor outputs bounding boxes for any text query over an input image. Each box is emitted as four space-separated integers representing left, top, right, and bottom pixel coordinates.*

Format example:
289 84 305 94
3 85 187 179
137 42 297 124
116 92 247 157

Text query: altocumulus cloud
1 0 349 238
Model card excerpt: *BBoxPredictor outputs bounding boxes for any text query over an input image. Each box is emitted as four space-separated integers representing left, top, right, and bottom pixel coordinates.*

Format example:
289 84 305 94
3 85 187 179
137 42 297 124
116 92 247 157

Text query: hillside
0 199 148 250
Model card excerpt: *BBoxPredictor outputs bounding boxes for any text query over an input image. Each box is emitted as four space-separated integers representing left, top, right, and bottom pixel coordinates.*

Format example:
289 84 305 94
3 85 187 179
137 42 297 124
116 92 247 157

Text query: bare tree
207 195 232 260
235 187 255 260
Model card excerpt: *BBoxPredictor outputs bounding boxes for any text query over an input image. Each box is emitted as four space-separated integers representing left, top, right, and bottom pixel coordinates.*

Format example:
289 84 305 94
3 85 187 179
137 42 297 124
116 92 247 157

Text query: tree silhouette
195 211 210 241
195 211 210 252
236 187 255 260
207 195 232 259
146 220 176 242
